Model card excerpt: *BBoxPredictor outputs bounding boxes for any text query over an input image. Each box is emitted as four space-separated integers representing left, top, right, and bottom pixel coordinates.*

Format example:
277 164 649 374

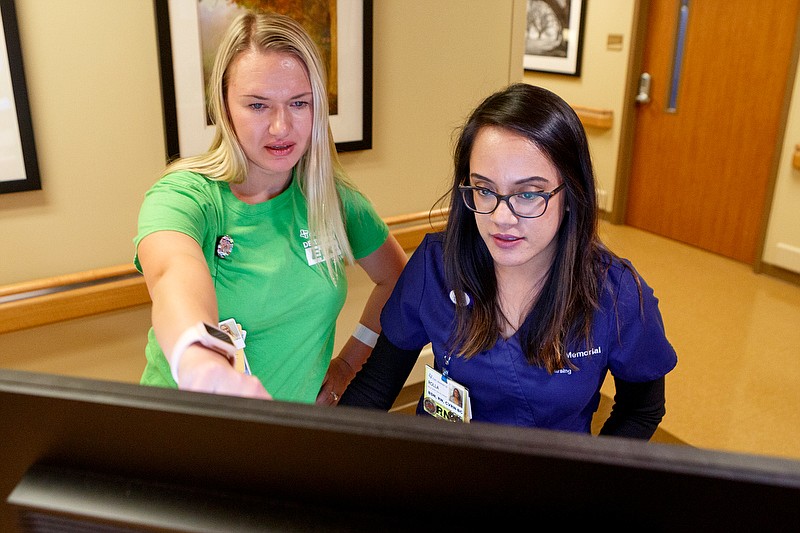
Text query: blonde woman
134 11 406 403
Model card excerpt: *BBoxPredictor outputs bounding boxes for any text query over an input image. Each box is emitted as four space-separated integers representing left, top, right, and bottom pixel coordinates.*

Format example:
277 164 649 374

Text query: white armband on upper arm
352 323 379 348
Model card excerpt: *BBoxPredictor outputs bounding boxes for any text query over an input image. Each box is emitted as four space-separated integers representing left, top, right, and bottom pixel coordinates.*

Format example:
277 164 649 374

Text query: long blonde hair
164 11 355 282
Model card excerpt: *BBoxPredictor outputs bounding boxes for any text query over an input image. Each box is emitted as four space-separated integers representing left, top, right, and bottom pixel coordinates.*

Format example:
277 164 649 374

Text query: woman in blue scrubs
340 83 677 439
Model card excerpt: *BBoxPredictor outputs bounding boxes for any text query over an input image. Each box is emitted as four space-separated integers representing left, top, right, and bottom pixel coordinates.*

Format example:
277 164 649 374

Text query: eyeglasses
458 182 566 218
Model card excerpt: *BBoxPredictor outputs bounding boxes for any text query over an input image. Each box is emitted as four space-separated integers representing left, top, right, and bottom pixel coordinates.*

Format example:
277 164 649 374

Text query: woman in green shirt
134 10 406 403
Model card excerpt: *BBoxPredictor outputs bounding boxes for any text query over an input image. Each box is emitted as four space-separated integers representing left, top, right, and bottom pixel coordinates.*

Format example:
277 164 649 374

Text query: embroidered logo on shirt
300 229 341 266
567 346 602 359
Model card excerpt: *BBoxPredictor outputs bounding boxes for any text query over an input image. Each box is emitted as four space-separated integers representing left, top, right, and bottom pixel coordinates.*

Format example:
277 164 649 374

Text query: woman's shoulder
159 169 214 187
422 231 445 244
334 177 364 200
334 180 378 215
405 232 446 268
398 231 448 293
598 251 647 297
596 251 666 317
599 250 639 281
150 170 224 198
418 231 445 253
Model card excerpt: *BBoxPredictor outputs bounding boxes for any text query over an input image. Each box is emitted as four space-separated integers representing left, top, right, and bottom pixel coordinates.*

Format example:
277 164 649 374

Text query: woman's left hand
316 356 356 405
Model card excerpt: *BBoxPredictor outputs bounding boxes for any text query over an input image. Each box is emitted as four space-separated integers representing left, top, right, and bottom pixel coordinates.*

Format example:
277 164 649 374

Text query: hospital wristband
352 323 379 348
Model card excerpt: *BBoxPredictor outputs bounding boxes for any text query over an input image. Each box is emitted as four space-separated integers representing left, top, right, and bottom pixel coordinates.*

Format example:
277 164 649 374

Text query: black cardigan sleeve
338 332 422 410
598 376 667 440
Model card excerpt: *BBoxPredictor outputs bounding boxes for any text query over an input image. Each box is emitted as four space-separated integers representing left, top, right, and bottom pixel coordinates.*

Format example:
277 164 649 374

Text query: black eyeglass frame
458 182 566 218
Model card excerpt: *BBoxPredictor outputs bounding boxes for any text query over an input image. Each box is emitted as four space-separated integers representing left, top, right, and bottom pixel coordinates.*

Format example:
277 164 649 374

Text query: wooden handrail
382 207 448 227
573 105 614 130
793 144 800 170
0 210 448 334
384 208 448 250
0 264 139 299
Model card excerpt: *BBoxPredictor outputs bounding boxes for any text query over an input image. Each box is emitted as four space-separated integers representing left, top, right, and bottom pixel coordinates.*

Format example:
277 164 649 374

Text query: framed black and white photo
0 0 41 194
523 0 585 77
155 0 373 161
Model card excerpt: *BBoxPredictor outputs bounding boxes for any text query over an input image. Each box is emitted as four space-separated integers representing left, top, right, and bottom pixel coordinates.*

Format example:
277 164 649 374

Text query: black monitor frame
1 368 799 531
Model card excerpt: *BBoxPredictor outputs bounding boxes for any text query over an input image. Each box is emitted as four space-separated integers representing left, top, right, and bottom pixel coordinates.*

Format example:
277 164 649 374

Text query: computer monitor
1 368 799 531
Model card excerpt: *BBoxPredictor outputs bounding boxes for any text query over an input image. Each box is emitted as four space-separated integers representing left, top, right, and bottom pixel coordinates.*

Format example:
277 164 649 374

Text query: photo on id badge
218 320 241 343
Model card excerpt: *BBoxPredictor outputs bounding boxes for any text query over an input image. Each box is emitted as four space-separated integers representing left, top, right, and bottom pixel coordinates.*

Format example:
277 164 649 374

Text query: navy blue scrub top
380 233 677 433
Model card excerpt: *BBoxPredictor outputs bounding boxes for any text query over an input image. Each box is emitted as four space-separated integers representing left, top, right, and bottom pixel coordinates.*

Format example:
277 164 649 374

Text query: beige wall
1 1 166 284
338 0 524 218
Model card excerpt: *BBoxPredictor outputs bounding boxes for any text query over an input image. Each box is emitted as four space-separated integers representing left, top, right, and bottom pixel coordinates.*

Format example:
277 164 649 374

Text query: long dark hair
442 83 625 373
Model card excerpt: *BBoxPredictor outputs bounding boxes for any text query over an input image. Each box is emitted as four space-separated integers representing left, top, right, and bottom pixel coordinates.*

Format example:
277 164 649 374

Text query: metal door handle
667 0 690 112
636 72 652 104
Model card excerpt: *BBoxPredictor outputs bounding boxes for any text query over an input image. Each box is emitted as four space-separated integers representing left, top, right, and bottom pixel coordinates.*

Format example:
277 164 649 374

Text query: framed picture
0 0 41 194
523 0 585 77
155 0 373 161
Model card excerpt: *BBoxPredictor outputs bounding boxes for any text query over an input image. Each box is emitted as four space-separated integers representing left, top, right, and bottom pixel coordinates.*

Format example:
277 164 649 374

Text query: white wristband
352 323 379 348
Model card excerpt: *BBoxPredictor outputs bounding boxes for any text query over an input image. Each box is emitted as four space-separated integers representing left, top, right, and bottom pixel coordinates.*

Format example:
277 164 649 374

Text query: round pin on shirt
216 235 234 258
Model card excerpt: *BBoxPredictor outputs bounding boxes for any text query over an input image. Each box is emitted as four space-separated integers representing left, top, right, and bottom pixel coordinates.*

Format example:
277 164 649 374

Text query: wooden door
625 0 800 264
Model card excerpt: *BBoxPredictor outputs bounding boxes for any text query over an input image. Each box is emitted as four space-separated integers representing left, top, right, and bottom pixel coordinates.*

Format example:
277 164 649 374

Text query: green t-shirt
133 170 389 403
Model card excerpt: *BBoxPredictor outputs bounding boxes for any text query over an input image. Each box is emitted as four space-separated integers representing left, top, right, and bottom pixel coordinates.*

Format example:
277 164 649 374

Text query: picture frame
0 0 41 194
523 0 585 77
154 0 373 161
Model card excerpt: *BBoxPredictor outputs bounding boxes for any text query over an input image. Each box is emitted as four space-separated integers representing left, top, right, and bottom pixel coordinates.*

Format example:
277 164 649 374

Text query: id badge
422 366 471 423
219 318 250 375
